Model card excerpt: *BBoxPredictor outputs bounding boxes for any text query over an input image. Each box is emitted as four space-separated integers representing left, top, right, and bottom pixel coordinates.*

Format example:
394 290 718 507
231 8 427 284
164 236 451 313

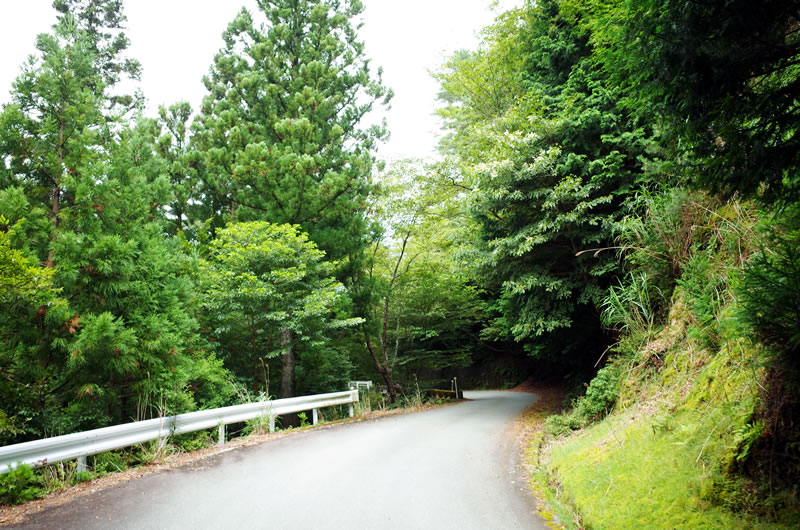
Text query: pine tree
0 15 108 249
191 0 390 397
0 9 231 436
0 211 68 444
155 102 201 236
50 120 232 424
52 0 143 112
191 0 391 269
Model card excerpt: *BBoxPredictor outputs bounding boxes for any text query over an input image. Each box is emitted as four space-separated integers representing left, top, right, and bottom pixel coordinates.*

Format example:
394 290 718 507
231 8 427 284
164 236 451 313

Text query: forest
2 0 800 524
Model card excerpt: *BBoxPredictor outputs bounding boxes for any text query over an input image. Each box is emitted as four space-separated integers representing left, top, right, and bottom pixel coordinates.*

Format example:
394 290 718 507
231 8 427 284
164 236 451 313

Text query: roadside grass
540 289 799 528
517 385 580 529
546 407 772 529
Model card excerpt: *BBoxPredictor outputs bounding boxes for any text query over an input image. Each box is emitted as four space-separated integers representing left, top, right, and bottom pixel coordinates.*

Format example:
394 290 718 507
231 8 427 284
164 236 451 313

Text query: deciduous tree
359 160 485 400
201 221 358 399
435 0 660 365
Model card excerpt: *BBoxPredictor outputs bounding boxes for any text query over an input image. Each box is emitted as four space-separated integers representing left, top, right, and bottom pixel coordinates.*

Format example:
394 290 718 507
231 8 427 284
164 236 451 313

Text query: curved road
14 391 546 529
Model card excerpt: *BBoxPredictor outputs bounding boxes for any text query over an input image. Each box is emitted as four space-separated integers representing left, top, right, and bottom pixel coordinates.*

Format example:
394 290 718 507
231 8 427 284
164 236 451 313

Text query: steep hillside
537 193 800 528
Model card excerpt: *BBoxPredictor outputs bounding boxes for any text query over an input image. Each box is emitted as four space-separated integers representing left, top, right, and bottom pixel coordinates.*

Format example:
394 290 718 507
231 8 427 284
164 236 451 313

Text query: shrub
0 465 42 505
544 412 586 437
579 363 623 419
544 362 623 435
737 205 800 375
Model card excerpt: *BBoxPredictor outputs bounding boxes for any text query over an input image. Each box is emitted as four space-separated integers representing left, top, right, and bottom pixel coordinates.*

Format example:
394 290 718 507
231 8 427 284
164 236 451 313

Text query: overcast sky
0 0 520 161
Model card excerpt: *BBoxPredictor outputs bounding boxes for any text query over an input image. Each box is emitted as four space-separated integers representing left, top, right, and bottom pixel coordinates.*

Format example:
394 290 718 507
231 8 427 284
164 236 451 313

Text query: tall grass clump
601 271 664 337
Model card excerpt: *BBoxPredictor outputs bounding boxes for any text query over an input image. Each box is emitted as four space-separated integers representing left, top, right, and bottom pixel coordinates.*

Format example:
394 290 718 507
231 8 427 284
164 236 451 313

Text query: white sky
0 0 520 161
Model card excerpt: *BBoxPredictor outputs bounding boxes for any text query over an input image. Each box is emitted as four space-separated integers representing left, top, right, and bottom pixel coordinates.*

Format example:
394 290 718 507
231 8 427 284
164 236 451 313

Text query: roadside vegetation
541 193 799 527
432 0 800 527
3 0 800 524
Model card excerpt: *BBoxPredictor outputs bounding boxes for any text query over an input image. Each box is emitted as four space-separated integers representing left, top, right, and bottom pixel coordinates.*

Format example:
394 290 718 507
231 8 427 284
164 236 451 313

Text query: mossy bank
536 193 800 528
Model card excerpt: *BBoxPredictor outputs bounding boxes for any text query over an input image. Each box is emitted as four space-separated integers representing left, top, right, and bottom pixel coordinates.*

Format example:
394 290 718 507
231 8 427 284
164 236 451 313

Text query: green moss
546 407 773 528
535 195 800 526
540 288 792 527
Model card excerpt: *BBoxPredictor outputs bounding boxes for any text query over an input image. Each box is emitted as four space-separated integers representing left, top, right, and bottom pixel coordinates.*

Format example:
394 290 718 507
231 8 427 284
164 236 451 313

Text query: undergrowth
538 191 800 527
0 428 219 506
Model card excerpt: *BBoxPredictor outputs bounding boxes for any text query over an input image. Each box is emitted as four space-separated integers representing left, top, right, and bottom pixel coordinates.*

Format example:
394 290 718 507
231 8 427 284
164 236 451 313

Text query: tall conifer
192 0 390 397
0 4 230 436
192 0 390 265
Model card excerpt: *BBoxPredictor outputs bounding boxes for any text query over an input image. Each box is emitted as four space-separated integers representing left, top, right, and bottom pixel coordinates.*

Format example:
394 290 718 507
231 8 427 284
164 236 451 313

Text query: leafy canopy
436 0 660 363
200 221 358 378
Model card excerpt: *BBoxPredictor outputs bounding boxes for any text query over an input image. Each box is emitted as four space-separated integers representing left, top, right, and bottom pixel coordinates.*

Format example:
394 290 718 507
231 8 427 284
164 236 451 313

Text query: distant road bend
14 390 547 530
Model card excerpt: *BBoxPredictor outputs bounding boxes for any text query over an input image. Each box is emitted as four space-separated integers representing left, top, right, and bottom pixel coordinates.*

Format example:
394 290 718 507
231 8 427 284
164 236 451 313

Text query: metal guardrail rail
0 389 358 474
348 380 372 391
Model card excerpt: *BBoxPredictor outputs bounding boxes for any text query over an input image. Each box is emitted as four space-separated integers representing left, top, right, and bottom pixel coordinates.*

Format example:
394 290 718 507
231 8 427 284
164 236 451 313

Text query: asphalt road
13 391 546 529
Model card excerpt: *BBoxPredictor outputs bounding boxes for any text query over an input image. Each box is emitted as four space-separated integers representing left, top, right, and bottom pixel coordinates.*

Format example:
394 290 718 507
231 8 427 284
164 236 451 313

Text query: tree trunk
364 328 397 404
51 187 60 227
280 327 298 427
280 327 295 398
46 186 60 264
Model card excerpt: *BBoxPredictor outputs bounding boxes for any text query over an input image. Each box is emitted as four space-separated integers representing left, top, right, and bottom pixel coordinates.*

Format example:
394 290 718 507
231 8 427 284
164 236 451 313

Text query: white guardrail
348 380 372 391
0 389 358 474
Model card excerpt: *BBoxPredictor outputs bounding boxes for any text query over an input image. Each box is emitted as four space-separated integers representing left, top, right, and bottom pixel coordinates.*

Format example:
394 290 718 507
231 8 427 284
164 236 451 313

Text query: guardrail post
348 403 354 418
269 413 276 433
77 456 87 473
218 423 225 446
312 408 318 425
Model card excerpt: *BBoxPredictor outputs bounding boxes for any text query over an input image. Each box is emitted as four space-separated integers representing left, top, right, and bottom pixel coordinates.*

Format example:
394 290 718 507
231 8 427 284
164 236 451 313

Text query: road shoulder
507 382 574 529
0 401 458 526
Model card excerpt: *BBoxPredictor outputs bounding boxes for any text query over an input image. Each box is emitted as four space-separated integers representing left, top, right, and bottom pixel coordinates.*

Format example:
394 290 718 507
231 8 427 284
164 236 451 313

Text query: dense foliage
2 0 800 520
356 160 487 401
0 11 227 441
588 0 800 202
0 0 390 442
436 1 661 368
199 221 358 398
190 0 390 271
435 0 800 523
